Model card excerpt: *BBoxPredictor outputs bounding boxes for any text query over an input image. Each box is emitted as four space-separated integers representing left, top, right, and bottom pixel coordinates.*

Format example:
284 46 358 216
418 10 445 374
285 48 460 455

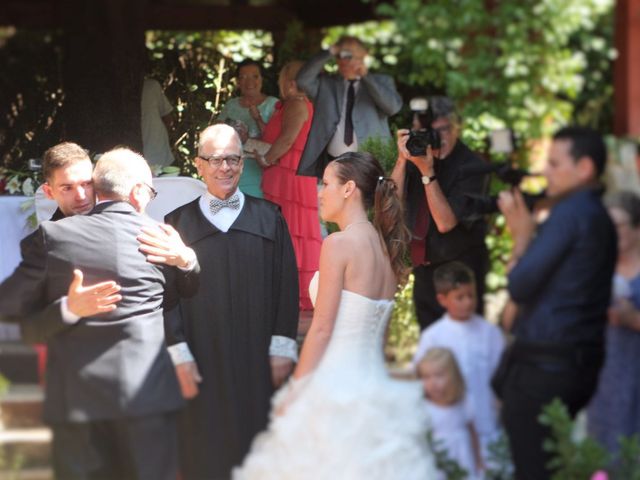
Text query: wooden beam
0 1 56 28
614 0 640 136
147 5 296 30
0 2 295 30
293 1 378 28
0 0 378 30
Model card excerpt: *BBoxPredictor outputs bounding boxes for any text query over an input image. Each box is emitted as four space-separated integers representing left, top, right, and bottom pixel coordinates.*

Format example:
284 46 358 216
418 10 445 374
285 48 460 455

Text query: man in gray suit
296 35 403 177
0 148 199 480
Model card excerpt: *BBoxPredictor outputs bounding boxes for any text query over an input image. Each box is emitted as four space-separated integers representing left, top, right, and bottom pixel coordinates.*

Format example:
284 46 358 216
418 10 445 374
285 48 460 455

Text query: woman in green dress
218 59 278 198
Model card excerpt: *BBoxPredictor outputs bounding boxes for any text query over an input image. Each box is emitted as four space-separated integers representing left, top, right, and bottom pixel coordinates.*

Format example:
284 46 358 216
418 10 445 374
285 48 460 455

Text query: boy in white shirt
414 261 505 458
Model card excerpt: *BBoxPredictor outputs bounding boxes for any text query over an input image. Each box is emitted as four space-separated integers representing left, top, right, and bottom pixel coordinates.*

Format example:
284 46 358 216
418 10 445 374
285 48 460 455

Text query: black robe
166 195 299 480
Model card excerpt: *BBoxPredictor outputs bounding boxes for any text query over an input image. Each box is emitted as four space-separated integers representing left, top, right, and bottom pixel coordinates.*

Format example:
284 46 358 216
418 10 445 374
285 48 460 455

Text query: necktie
344 80 356 146
209 193 240 215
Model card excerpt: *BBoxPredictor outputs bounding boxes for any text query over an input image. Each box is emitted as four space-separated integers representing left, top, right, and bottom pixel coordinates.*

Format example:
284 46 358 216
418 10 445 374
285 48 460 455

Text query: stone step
1 385 44 430
0 425 52 474
0 467 52 480
0 383 51 474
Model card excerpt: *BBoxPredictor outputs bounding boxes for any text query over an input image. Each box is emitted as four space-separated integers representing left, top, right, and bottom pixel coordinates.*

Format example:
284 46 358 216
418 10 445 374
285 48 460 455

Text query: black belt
511 340 604 370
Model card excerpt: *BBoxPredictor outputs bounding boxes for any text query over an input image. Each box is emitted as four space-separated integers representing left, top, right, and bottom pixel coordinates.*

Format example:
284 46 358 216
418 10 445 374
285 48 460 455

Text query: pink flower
591 471 608 480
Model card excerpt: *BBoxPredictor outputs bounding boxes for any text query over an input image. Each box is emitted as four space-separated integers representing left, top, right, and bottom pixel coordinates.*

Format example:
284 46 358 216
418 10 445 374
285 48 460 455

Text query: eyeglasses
434 124 453 135
198 154 242 168
143 183 158 200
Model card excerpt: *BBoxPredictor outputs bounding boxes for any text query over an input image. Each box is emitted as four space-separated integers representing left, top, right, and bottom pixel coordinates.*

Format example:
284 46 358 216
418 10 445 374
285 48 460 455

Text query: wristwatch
421 175 437 185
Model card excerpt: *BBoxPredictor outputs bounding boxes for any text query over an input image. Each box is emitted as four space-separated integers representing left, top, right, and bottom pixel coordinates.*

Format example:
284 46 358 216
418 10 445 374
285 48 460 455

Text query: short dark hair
235 59 264 78
42 142 91 182
433 261 475 294
429 96 460 125
553 126 607 177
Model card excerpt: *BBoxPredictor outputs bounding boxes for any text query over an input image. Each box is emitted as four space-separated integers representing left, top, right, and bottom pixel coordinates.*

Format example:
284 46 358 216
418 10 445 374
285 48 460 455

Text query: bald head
93 148 152 201
196 124 244 199
198 124 242 156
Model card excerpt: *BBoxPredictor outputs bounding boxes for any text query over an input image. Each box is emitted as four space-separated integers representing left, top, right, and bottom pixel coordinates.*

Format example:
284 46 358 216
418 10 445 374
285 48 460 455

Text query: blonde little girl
417 347 484 479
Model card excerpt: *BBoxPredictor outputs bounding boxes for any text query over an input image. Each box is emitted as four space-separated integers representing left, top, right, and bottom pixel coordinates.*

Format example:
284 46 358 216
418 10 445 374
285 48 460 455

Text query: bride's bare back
338 222 397 301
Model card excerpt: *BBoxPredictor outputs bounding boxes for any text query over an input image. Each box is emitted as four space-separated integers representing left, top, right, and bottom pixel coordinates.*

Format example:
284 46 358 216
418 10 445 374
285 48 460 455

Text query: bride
234 152 437 479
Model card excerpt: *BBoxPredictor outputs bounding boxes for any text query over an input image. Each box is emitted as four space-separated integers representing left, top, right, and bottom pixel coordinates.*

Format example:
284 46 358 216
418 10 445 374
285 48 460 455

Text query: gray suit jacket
296 50 403 177
0 201 199 424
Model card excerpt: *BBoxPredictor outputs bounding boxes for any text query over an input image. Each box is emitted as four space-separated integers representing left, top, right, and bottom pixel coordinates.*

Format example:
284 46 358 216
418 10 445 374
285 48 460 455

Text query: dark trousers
51 412 178 480
499 345 603 480
413 246 488 330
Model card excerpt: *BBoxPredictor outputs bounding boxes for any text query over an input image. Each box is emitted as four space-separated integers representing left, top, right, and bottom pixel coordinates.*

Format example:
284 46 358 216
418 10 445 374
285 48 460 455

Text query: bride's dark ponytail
331 152 411 283
373 176 411 283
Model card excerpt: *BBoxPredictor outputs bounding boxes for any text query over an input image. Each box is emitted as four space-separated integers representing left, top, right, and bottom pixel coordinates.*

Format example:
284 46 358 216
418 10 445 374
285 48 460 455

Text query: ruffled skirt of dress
233 373 438 480
262 151 322 311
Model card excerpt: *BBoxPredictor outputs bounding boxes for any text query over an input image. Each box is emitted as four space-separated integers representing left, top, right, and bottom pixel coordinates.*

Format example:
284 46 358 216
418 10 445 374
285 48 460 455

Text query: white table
0 195 34 282
0 195 35 340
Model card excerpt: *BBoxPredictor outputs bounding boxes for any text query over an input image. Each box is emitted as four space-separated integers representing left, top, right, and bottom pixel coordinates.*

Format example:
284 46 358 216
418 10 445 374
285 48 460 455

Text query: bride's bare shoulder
320 231 355 258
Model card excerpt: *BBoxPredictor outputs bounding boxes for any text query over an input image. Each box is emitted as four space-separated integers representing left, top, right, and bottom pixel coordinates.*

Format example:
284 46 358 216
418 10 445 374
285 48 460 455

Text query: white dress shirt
326 78 360 157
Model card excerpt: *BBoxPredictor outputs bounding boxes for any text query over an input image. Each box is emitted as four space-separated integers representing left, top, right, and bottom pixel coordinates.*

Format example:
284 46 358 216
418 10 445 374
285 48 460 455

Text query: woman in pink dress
255 61 321 311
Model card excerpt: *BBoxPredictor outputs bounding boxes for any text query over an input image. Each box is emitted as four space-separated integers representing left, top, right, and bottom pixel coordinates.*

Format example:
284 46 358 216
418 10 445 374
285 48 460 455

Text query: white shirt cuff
60 296 81 324
177 248 197 272
168 342 195 365
269 335 298 362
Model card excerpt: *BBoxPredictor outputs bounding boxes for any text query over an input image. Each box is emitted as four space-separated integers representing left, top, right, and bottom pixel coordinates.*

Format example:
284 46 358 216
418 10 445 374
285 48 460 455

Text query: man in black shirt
392 96 489 330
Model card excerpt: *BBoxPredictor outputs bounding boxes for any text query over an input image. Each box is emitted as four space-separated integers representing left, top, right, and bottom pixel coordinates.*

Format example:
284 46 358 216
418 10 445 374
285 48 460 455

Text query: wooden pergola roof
0 0 379 30
2 0 639 137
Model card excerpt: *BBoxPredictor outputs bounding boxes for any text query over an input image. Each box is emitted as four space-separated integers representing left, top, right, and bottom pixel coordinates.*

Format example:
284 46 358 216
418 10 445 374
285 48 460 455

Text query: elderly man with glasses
163 123 299 480
391 96 490 330
0 148 200 480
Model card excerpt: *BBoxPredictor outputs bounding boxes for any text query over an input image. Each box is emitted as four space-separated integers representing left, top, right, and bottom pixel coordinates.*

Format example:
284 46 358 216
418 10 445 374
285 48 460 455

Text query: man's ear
42 182 54 200
194 157 205 177
129 184 144 213
576 156 597 183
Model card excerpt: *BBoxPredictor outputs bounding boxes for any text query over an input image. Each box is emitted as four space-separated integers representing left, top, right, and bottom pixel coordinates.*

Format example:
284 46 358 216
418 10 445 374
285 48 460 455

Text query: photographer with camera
391 96 489 330
495 126 617 480
296 35 402 177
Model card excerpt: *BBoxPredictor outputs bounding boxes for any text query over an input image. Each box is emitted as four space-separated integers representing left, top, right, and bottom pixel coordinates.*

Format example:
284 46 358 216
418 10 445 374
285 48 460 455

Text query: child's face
420 362 453 406
437 283 477 321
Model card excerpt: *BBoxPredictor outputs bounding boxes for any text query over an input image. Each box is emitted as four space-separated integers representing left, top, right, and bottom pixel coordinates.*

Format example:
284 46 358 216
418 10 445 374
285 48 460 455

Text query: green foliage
485 433 515 480
377 0 614 150
359 135 398 175
510 398 640 480
426 429 469 480
385 275 420 365
540 398 609 479
616 435 640 480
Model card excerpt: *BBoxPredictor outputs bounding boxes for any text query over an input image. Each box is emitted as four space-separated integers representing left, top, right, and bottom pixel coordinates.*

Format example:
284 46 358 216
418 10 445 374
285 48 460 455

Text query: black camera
406 97 441 156
460 162 544 215
406 129 441 156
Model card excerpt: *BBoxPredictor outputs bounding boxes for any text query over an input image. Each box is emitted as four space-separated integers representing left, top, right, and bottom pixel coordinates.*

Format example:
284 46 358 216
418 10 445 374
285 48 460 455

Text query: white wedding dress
233 273 437 479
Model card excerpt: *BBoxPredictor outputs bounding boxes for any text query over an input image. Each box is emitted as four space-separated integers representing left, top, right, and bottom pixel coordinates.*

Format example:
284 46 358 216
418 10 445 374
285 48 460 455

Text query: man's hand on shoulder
138 224 196 269
67 269 122 318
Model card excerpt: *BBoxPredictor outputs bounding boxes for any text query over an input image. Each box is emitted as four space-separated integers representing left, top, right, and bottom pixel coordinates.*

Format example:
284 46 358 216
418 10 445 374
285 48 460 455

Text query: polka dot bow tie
209 193 240 215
